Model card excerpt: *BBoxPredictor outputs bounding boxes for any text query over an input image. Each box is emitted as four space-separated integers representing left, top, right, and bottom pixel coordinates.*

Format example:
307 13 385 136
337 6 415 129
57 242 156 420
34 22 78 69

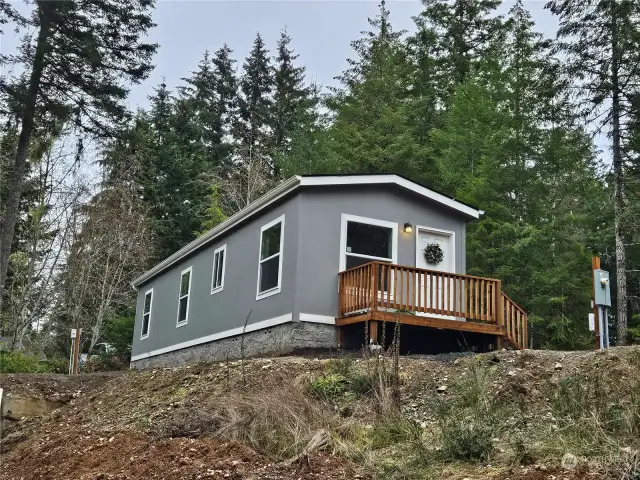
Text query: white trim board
339 213 398 272
210 244 227 295
140 287 153 340
256 214 286 300
131 313 294 362
414 225 456 272
176 266 193 327
414 225 457 320
300 175 481 218
299 313 336 325
132 174 481 288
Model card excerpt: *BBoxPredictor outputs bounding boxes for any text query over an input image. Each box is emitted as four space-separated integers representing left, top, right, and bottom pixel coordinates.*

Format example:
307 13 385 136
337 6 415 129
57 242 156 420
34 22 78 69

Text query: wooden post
73 328 81 374
495 280 504 350
592 256 601 350
370 320 379 345
371 262 378 313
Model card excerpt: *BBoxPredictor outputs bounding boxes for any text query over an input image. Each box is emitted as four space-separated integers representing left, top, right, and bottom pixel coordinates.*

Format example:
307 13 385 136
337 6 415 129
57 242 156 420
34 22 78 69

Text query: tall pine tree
271 30 314 165
0 0 157 312
547 0 640 343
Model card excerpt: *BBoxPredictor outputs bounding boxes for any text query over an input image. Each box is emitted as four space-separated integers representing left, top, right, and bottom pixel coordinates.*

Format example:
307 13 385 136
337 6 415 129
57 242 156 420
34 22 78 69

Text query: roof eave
298 175 482 219
131 175 302 288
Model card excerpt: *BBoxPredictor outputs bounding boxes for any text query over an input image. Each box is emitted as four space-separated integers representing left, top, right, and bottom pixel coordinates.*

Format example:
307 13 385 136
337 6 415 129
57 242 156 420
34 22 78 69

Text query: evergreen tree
0 0 157 310
413 0 505 103
430 2 610 348
235 33 274 168
271 30 314 162
179 46 239 168
547 0 640 343
211 44 239 166
323 1 425 177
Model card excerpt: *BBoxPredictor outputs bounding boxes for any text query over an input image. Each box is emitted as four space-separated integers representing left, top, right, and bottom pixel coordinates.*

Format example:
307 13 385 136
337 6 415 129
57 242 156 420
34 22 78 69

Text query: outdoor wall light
404 222 413 233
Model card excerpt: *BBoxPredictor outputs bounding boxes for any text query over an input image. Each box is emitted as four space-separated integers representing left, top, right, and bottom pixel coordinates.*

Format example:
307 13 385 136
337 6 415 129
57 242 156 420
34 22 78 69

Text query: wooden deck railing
502 292 528 349
338 262 528 349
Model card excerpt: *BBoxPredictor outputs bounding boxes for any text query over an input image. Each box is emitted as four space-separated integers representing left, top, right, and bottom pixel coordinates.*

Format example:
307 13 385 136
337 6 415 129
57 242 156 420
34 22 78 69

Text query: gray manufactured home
131 174 528 369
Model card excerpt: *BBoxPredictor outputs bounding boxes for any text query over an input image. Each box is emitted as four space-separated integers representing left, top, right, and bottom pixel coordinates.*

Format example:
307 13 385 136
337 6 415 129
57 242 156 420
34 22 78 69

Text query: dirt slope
1 347 639 480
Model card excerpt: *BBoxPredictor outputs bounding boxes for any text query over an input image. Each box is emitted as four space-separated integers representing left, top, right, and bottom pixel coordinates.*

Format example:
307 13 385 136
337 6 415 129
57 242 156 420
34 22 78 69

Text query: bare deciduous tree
59 168 152 351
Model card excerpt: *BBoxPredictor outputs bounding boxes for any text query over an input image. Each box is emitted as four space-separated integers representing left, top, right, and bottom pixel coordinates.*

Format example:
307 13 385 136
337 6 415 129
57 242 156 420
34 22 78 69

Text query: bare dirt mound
3 429 358 480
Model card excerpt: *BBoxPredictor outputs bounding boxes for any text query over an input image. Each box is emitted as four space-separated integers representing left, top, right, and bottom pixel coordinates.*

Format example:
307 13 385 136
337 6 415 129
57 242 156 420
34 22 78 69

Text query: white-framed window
211 244 227 294
141 288 153 339
256 214 285 300
177 266 192 326
339 214 398 271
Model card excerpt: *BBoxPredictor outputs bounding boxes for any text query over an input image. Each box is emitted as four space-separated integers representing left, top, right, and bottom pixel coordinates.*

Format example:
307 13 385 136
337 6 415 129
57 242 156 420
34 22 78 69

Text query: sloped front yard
1 347 640 479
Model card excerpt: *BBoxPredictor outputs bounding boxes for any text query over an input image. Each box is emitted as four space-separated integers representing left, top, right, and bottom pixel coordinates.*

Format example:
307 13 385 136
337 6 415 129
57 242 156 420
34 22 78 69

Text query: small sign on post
69 328 81 375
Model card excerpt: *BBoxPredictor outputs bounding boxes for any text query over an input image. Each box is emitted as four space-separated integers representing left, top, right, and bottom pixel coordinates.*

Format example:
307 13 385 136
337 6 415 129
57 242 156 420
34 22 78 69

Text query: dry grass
88 347 640 479
155 373 337 461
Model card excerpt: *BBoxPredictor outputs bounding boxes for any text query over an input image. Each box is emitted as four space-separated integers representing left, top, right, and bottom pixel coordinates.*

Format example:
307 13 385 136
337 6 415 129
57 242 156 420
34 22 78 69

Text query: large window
211 244 226 294
177 266 192 326
257 215 285 299
340 214 397 271
141 288 153 339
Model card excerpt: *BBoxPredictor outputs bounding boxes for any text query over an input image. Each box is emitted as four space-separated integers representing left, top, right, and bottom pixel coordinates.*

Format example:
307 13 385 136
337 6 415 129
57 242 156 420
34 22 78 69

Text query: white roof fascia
299 175 481 219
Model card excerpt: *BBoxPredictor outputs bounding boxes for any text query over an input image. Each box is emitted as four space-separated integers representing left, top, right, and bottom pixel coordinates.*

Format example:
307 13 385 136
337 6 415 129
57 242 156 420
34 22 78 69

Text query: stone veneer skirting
130 321 337 369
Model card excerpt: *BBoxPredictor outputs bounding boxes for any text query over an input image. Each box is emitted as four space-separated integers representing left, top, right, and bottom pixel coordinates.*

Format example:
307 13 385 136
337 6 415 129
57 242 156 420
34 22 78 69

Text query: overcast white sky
0 1 558 108
131 0 558 108
8 2 610 159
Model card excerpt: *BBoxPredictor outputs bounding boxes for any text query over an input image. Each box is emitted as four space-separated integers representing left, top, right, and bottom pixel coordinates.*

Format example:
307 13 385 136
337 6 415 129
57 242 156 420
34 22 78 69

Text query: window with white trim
141 288 153 339
341 215 397 270
257 215 284 299
177 267 192 325
211 244 226 294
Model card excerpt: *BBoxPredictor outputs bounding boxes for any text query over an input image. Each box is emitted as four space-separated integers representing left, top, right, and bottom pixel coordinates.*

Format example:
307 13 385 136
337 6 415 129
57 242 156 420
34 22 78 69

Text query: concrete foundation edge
130 322 338 370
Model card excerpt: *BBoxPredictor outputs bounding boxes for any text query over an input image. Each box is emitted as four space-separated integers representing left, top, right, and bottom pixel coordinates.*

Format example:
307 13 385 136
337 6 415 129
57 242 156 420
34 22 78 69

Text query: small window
177 267 192 326
211 244 226 294
257 215 285 299
141 288 153 339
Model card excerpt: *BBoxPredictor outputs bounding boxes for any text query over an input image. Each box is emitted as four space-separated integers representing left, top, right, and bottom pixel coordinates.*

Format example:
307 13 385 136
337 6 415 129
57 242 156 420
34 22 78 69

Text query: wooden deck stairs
337 262 528 350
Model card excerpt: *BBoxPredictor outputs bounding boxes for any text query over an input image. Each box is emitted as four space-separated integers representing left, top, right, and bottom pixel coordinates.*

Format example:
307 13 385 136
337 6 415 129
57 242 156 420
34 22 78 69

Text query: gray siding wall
131 194 301 359
294 186 467 319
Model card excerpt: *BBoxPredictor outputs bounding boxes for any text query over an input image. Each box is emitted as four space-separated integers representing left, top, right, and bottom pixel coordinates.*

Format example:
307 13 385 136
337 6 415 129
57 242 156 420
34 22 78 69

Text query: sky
130 0 559 109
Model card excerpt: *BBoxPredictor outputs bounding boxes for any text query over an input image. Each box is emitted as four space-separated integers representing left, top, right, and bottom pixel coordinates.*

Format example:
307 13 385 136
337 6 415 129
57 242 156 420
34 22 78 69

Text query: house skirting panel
130 320 337 370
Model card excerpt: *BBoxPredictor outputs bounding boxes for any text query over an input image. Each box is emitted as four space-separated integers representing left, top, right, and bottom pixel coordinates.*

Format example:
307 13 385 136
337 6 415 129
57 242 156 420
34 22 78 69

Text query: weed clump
433 358 497 462
309 373 349 399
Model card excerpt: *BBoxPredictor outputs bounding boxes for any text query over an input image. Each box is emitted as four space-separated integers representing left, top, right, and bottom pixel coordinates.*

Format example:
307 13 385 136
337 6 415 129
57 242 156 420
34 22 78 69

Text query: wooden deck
337 262 528 350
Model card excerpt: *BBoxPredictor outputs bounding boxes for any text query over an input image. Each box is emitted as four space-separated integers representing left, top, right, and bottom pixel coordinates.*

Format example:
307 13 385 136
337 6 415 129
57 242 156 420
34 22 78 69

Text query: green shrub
367 415 422 449
40 357 69 373
309 373 349 399
553 375 590 421
83 354 128 372
432 359 497 462
325 357 354 376
349 372 375 395
102 315 135 360
440 417 495 461
0 351 48 373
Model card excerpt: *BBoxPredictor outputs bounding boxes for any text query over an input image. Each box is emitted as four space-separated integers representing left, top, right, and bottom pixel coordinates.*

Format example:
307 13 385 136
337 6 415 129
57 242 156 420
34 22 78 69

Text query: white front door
415 227 455 318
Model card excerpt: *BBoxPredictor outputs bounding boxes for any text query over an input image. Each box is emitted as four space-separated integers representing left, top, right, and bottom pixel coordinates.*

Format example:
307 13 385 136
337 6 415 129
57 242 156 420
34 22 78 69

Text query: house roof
131 174 483 288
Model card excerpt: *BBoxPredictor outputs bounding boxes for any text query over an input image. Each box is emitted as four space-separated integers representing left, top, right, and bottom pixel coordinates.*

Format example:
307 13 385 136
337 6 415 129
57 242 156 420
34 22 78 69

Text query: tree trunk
0 2 51 314
610 3 628 345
